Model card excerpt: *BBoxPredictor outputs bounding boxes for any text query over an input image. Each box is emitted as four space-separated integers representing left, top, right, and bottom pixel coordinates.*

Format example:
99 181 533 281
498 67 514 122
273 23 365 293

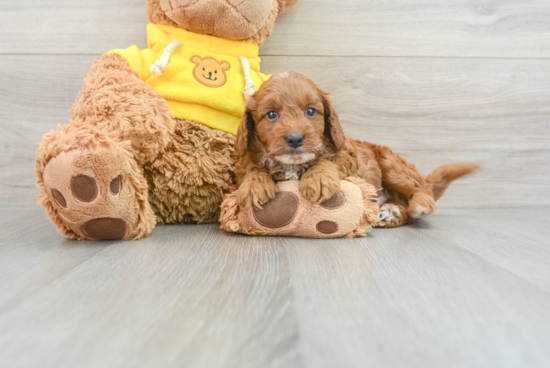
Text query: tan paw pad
320 192 345 209
51 189 67 208
82 218 127 240
253 192 298 228
110 175 121 195
71 175 98 202
316 220 339 234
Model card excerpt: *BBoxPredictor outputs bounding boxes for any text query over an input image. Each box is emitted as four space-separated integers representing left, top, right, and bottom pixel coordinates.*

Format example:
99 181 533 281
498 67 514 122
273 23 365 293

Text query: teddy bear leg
144 119 236 224
37 123 156 240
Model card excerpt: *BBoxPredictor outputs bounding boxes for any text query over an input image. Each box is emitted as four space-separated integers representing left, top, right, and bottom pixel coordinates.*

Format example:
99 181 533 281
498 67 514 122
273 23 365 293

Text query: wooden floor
0 207 548 367
1 0 550 366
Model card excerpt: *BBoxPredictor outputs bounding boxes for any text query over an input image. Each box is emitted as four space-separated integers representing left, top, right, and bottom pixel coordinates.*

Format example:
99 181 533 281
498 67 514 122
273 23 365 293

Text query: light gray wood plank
1 55 548 208
0 210 300 368
425 208 550 292
281 214 550 368
1 207 549 368
1 0 550 57
0 205 34 225
266 0 550 58
0 210 110 314
0 0 148 55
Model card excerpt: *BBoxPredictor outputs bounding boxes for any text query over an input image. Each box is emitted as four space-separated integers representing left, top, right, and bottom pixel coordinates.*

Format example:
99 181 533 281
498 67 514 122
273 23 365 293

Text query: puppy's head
235 71 346 165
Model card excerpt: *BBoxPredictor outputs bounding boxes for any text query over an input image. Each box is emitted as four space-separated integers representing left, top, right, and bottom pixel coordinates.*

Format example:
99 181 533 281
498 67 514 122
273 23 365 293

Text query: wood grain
426 209 550 292
1 0 550 57
0 211 300 368
281 218 550 368
1 55 548 208
0 208 549 368
0 0 148 55
265 0 550 58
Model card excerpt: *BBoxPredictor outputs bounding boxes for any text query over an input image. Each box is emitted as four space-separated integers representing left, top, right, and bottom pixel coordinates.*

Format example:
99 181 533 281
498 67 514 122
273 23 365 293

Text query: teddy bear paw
42 147 152 240
252 190 346 236
226 180 376 238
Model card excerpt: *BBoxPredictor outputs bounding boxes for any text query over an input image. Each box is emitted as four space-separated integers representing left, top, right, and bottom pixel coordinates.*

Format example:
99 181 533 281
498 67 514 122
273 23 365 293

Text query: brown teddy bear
36 0 300 240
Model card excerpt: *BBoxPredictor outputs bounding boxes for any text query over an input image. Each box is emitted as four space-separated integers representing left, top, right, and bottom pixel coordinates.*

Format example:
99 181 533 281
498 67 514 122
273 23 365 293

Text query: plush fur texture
146 0 297 45
36 0 300 240
234 71 479 228
69 54 176 165
144 119 236 224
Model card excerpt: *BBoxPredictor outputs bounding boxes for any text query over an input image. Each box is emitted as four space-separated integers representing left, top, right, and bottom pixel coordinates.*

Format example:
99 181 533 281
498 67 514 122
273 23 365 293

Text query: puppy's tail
425 163 479 201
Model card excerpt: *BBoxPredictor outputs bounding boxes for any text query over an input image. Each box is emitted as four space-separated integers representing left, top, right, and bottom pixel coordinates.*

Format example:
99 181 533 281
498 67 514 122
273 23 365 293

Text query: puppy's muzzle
286 132 304 149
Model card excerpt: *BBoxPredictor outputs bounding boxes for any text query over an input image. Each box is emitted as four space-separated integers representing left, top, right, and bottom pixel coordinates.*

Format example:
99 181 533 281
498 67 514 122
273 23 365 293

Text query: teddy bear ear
146 0 171 25
220 61 231 71
191 56 202 65
277 0 301 14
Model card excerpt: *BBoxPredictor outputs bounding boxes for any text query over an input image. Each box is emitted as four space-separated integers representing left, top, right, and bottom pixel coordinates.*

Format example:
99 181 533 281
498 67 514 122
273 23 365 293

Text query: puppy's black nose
286 132 304 148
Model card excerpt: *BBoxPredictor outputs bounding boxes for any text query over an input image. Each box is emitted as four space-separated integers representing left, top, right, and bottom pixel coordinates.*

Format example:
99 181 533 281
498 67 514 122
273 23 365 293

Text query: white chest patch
284 171 300 180
274 153 316 165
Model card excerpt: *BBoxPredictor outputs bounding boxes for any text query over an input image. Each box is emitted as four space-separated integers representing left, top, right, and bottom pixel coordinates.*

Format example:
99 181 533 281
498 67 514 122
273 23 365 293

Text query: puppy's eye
266 111 279 121
305 107 316 118
215 70 217 73
203 68 205 71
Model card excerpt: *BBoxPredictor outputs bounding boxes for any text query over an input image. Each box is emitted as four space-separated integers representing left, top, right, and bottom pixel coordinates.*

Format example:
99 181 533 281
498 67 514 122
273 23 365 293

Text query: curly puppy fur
234 71 478 227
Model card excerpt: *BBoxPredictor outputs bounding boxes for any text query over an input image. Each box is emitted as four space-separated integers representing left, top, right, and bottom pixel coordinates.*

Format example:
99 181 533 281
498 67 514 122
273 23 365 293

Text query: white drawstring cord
149 40 181 77
239 56 255 100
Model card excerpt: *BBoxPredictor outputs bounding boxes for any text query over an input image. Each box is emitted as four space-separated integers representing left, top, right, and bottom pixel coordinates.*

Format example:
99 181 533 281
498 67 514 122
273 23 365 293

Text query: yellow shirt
108 23 269 135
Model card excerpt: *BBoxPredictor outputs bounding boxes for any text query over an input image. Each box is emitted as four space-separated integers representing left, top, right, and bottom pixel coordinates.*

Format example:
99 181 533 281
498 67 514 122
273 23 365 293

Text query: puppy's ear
235 98 258 157
146 0 175 26
320 90 346 152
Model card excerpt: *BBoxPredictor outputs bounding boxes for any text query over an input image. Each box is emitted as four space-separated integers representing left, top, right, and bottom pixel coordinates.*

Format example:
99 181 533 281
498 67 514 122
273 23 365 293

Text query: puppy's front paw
299 170 341 202
237 175 277 210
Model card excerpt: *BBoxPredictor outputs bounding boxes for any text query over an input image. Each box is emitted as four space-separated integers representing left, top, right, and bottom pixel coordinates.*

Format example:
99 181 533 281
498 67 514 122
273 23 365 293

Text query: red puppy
234 71 477 227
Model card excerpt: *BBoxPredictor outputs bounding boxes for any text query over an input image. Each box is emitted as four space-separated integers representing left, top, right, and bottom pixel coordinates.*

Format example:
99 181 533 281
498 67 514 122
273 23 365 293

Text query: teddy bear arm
69 54 176 165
